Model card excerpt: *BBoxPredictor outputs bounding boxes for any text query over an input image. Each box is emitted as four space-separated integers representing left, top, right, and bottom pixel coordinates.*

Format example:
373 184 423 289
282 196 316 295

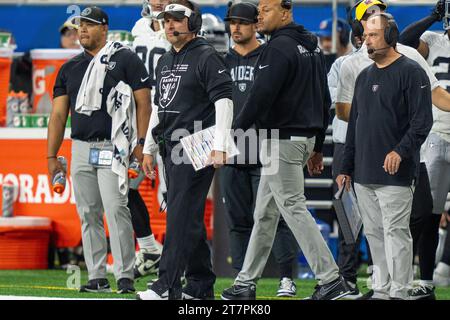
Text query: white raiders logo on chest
159 73 181 108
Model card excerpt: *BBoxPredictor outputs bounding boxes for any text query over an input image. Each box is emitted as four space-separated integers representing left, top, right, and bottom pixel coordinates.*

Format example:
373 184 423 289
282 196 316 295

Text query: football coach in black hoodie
138 0 233 300
221 0 349 300
220 2 299 297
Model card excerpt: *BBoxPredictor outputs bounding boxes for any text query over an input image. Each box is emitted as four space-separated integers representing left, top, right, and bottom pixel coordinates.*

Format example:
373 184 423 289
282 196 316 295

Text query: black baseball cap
71 6 109 26
224 2 258 23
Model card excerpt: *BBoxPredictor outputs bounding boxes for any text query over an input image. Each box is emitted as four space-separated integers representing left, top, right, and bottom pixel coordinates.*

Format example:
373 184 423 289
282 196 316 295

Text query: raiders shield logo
159 73 181 108
372 85 379 92
239 83 247 92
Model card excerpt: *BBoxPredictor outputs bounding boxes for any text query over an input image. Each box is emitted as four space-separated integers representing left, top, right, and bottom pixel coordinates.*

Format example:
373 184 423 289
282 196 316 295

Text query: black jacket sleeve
341 85 359 176
314 53 331 153
393 67 433 160
233 46 291 131
399 14 438 49
198 50 232 103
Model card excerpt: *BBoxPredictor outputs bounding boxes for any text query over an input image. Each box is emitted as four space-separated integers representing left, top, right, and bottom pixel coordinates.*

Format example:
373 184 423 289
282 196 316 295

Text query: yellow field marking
0 284 77 291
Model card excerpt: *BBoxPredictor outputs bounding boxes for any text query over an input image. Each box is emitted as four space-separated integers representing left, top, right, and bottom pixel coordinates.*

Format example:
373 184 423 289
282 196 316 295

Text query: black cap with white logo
71 6 109 26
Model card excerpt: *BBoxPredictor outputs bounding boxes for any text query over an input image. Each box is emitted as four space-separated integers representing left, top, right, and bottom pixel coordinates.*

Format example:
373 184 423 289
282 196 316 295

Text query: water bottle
1 183 15 217
6 91 18 127
52 156 67 194
17 91 31 114
128 158 141 179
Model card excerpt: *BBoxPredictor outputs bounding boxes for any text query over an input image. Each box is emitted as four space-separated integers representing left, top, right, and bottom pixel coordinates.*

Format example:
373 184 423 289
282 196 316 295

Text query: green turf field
0 270 449 300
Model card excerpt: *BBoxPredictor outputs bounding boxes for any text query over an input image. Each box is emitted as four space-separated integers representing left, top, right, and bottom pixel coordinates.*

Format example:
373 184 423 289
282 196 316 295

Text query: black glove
432 0 446 21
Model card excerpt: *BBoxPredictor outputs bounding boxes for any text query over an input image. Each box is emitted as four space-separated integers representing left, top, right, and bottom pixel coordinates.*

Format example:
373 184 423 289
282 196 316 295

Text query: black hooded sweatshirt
224 44 266 167
152 37 232 146
234 23 331 152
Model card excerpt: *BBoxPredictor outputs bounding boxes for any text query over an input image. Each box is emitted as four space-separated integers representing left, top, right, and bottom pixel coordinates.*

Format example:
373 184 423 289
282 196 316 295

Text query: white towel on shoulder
75 41 128 116
107 81 138 195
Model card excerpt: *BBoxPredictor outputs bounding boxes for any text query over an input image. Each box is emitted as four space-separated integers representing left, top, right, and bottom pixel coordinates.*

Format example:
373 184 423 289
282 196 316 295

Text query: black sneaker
79 278 112 293
221 284 256 300
117 278 135 294
182 283 215 300
343 281 363 300
408 284 436 300
134 250 161 279
309 277 351 300
357 289 374 300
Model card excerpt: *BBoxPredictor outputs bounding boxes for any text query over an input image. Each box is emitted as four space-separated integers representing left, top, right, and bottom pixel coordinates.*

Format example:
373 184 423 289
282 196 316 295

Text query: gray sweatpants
71 139 135 281
235 138 340 286
354 183 414 299
424 133 450 214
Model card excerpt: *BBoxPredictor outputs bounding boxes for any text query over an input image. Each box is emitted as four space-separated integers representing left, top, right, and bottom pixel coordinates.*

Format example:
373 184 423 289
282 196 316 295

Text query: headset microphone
367 46 391 54
173 30 192 36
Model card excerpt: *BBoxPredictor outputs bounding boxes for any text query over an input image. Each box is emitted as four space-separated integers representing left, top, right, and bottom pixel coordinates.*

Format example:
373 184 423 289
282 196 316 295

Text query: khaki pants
354 183 414 299
235 138 339 287
71 139 135 281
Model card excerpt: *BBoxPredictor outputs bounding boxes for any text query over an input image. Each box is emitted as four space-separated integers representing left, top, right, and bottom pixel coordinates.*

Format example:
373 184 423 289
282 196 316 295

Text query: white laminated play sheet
180 126 239 171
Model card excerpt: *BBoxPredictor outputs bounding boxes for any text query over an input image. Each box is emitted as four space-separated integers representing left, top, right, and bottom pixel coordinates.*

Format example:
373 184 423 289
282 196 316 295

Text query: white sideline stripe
0 295 129 300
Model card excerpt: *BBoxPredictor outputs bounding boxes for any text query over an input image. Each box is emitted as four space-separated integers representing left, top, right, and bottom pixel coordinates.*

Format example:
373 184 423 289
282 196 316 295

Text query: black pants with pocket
151 144 216 299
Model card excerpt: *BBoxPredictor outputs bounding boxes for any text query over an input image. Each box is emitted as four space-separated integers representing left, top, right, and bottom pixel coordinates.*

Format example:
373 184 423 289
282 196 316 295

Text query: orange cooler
0 48 13 126
30 49 80 114
0 217 52 269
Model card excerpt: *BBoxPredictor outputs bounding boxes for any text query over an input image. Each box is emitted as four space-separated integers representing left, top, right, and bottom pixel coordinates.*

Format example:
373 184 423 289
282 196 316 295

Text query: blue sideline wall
0 4 444 52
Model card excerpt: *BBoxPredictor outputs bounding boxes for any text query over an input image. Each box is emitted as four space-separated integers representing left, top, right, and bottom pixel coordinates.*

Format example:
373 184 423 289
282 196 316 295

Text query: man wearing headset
336 0 449 299
337 14 433 300
221 0 350 300
137 0 233 300
221 1 299 298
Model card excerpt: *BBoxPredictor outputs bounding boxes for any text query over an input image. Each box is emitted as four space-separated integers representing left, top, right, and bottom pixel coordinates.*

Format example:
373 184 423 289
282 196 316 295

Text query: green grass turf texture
0 270 450 300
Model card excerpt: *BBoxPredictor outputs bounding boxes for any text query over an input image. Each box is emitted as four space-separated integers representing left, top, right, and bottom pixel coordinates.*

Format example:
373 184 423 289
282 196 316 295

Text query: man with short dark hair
48 6 152 294
337 14 433 300
220 1 298 298
221 0 349 300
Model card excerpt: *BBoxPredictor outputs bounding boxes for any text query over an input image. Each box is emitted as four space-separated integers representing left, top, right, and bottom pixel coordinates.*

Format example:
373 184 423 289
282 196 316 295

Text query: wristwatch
138 138 145 146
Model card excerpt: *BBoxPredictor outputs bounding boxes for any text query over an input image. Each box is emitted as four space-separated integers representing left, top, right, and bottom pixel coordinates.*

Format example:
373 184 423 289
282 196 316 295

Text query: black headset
378 13 399 47
186 0 203 33
346 0 386 38
281 0 292 10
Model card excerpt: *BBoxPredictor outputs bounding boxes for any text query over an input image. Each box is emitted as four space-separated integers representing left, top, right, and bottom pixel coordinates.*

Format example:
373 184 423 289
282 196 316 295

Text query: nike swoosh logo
141 77 149 82
218 69 226 74
259 65 269 70
233 288 250 294
421 85 428 89
320 281 340 296
232 286 254 295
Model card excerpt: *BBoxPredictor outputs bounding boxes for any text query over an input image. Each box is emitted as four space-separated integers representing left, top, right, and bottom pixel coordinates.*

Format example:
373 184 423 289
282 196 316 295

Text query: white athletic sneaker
136 288 168 300
276 277 297 297
134 248 161 279
433 262 450 287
